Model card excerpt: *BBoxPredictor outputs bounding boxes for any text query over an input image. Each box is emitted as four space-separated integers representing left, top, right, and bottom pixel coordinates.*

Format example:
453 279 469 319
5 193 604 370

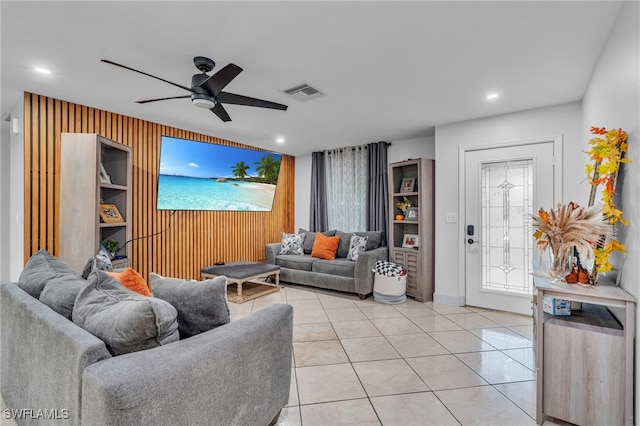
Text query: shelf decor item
532 202 613 283
405 207 418 221
402 233 419 248
585 126 630 277
399 177 415 193
395 197 413 215
99 203 124 223
102 239 120 258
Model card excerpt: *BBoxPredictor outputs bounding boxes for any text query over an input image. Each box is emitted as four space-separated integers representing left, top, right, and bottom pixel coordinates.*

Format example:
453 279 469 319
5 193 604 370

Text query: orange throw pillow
311 233 341 260
107 268 152 297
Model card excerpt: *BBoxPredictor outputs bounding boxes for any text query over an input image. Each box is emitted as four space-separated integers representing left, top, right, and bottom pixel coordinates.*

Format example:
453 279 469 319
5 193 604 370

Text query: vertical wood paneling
23 92 295 280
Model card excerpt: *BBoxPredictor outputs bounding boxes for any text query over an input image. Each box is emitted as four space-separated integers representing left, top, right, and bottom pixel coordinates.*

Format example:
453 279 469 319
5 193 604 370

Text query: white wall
1 98 24 281
581 0 639 417
294 136 435 231
433 102 582 305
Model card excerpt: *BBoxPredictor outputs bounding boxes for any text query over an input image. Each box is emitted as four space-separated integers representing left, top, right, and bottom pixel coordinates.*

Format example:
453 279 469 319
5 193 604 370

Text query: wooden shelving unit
59 133 132 274
388 158 435 301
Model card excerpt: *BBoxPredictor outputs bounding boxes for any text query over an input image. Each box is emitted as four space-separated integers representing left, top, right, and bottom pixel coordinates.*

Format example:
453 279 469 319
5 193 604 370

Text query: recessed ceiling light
34 67 51 74
486 93 499 100
276 137 285 144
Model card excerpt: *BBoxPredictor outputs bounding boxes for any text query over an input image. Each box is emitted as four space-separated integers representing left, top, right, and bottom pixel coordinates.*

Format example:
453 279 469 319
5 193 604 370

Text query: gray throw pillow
81 249 113 279
335 232 355 259
299 228 337 254
73 271 179 356
39 274 87 320
149 273 230 339
18 249 77 298
355 231 384 251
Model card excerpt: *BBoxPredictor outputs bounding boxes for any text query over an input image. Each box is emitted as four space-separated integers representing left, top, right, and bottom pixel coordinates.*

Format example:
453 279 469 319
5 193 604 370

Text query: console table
534 274 635 425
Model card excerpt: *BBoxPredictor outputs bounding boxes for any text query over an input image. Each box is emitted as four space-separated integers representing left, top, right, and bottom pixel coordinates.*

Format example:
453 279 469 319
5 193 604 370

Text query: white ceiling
1 1 623 156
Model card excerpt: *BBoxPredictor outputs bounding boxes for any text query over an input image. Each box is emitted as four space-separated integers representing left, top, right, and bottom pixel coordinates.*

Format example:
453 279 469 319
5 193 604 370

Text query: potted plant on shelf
395 197 413 220
102 239 120 259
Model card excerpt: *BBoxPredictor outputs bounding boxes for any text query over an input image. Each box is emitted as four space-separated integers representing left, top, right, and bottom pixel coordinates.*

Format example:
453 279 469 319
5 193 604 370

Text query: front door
464 141 556 315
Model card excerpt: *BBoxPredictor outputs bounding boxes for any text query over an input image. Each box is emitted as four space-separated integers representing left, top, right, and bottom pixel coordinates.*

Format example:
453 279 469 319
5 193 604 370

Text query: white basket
373 274 406 304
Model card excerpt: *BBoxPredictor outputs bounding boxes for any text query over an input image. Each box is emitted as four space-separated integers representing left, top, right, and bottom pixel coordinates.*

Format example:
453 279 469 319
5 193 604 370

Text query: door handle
467 238 478 244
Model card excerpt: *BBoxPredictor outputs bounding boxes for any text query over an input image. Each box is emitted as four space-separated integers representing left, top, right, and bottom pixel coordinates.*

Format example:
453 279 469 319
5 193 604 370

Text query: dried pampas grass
532 202 613 275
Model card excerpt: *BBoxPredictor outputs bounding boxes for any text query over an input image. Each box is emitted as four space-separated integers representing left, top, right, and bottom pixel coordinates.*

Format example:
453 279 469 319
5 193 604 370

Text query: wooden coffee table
201 262 281 304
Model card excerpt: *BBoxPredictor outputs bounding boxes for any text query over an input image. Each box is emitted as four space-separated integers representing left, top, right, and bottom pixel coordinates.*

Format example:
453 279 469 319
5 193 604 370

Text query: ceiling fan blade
136 95 191 104
211 103 232 122
200 63 243 96
101 59 193 93
217 92 288 111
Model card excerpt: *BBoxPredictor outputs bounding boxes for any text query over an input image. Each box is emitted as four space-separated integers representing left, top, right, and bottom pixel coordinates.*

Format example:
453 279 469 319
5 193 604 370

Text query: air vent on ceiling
283 84 324 102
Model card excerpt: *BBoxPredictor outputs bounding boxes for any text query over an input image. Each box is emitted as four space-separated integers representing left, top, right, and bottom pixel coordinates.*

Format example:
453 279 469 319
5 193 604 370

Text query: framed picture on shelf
399 177 415 193
99 203 124 223
405 207 418 221
402 233 419 248
99 163 112 184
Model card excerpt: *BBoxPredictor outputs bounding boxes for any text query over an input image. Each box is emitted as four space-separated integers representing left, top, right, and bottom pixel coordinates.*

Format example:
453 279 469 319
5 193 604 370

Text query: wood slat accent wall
23 92 295 279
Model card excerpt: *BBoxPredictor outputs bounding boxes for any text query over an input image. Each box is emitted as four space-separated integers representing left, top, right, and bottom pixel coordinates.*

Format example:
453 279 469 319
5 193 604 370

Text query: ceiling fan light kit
101 56 288 122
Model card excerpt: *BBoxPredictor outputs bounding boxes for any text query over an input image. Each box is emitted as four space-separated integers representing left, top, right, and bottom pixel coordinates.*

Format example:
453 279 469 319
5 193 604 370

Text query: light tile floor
233 284 537 426
0 283 539 426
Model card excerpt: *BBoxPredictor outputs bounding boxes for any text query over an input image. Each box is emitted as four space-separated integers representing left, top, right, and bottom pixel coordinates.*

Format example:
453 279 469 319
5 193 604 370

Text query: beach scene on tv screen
157 136 282 211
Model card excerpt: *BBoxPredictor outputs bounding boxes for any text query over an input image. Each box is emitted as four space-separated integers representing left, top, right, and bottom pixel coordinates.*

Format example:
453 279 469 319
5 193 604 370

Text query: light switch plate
445 213 457 223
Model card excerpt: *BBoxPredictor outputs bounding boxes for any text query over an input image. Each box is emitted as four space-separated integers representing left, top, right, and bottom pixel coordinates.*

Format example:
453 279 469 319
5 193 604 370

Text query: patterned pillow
279 232 306 255
347 235 369 261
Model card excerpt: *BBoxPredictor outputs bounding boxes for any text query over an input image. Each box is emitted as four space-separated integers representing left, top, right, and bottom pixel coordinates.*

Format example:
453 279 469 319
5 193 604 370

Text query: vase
548 247 573 282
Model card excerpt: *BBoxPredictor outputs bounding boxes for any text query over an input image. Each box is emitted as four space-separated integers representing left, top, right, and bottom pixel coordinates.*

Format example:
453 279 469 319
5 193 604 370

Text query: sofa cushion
311 233 341 260
39 273 87 320
355 231 384 251
107 268 151 296
73 271 179 356
335 232 354 259
276 254 318 271
149 273 230 339
299 228 337 254
18 249 78 299
312 259 356 278
347 235 369 261
279 232 306 255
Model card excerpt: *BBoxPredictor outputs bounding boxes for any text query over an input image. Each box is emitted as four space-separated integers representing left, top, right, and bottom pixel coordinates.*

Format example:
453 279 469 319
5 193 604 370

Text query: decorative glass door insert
480 160 533 296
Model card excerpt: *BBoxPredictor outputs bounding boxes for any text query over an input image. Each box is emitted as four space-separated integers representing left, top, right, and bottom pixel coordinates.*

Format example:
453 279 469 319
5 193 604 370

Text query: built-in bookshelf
59 133 132 274
388 158 435 301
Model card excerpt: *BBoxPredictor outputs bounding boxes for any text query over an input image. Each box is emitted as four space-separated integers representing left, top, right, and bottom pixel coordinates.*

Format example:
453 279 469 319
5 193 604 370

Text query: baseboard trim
433 293 465 307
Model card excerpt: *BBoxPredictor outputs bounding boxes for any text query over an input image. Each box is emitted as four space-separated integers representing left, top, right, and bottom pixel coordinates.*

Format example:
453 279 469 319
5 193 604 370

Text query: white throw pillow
347 235 368 261
279 232 306 255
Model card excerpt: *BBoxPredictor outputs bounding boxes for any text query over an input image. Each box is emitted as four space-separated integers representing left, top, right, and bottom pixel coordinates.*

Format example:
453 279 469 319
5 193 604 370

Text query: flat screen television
157 136 282 211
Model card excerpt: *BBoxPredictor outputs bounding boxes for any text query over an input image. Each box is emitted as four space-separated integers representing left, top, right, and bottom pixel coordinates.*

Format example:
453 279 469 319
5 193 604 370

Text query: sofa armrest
354 246 389 296
81 303 293 426
266 242 281 265
1 282 111 425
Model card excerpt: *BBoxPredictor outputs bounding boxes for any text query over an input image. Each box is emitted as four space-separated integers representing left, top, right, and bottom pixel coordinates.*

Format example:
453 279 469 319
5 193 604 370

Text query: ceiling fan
101 56 288 122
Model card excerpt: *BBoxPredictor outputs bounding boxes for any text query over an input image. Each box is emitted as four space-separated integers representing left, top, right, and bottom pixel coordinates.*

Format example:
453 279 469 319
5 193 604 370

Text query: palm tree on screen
255 155 281 184
231 161 250 179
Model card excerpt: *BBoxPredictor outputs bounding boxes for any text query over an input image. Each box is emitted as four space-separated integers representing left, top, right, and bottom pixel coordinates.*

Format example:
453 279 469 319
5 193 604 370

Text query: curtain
326 146 368 231
309 151 328 231
367 141 389 244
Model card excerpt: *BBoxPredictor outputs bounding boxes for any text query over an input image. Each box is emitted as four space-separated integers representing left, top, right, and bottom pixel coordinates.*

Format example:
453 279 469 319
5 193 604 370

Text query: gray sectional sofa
1 251 293 426
266 229 388 298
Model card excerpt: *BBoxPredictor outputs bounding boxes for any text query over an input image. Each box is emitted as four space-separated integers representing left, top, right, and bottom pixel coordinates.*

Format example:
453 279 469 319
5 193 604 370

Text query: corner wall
581 0 640 417
433 102 583 305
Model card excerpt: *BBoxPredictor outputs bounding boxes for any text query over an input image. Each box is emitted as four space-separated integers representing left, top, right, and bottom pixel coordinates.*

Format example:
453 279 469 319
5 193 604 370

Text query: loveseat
266 229 388 298
1 251 293 426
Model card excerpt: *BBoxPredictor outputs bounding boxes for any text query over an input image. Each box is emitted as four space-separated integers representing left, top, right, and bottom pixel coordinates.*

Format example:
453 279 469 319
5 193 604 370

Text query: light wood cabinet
388 159 435 301
59 133 132 274
534 275 635 425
